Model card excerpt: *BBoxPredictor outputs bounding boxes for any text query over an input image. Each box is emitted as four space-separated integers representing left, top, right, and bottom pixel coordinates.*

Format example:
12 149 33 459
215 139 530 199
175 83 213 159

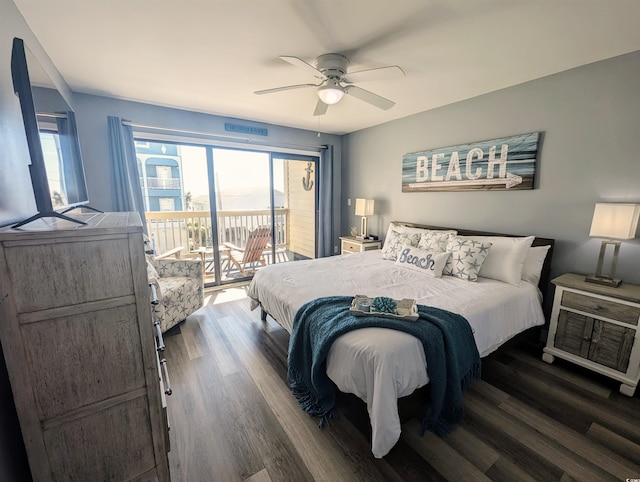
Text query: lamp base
585 274 622 287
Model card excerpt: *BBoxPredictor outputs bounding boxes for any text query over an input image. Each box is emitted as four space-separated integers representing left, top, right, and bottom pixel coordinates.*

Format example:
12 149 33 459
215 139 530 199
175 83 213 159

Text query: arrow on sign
407 172 523 190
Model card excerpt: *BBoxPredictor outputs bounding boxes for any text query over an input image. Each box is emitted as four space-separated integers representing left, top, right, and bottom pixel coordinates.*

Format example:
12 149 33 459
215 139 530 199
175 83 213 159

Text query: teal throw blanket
287 296 481 436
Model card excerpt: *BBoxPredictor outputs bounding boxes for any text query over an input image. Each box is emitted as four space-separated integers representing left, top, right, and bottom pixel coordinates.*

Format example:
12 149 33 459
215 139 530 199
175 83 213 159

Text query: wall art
402 132 540 192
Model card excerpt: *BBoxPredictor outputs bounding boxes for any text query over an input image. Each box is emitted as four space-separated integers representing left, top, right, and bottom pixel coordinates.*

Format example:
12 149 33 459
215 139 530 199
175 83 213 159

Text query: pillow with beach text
395 244 451 278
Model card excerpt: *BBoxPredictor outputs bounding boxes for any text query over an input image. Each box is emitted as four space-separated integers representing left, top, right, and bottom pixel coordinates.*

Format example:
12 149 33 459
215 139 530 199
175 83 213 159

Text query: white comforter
247 250 545 458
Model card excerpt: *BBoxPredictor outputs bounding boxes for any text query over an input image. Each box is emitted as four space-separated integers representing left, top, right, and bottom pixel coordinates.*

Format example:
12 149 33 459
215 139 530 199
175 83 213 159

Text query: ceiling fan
254 53 404 116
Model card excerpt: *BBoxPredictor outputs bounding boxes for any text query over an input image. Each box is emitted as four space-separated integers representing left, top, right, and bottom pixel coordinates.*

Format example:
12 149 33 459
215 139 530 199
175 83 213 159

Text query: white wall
342 50 640 285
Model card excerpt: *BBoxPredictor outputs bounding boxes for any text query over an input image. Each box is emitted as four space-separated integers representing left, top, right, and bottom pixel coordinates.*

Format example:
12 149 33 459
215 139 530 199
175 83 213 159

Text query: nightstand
543 273 640 396
339 236 382 254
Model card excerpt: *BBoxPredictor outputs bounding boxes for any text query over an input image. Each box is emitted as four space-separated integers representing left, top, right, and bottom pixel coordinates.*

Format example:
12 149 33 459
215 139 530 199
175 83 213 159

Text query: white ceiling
14 0 640 135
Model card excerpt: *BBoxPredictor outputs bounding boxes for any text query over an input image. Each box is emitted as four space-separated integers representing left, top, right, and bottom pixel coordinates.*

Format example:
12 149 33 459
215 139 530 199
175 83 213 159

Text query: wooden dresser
0 212 170 481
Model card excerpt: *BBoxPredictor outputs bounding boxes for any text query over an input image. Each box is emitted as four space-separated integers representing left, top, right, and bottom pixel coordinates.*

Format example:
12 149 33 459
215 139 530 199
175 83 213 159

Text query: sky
179 146 284 198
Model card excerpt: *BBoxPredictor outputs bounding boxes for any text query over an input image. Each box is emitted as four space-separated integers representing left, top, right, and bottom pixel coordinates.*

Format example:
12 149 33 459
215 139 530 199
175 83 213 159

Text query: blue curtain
107 116 147 230
317 145 334 257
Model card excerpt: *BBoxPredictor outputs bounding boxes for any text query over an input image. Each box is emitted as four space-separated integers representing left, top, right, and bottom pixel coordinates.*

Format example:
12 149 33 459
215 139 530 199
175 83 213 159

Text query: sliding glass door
135 140 318 287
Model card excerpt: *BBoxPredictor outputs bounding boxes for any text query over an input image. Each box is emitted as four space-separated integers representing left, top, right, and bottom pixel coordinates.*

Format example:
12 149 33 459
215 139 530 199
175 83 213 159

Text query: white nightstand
543 273 640 396
339 236 382 254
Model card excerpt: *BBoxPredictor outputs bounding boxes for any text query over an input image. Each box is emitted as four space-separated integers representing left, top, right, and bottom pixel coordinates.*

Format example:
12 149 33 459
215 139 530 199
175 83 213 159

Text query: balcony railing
145 209 289 256
143 177 181 189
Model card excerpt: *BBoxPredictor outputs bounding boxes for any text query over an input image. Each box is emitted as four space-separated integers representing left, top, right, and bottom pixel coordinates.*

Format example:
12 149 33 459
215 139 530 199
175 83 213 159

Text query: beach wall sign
401 132 540 192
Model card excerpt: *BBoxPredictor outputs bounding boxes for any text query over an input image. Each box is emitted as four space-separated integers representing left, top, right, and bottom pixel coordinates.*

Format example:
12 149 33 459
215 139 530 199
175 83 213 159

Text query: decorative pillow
381 228 421 260
466 235 535 286
522 245 551 286
384 222 429 238
443 236 492 282
417 230 457 252
395 244 451 278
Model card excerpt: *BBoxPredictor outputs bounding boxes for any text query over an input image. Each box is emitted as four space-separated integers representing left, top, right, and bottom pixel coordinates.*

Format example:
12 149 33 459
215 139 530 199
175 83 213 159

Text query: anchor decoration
302 162 314 191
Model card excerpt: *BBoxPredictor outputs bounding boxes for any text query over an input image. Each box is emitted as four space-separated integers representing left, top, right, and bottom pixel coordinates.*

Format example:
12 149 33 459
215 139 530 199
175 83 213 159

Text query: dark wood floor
163 287 640 481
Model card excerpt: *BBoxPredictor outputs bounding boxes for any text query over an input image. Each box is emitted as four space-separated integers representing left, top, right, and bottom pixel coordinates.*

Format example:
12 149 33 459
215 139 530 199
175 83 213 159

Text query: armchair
146 245 204 333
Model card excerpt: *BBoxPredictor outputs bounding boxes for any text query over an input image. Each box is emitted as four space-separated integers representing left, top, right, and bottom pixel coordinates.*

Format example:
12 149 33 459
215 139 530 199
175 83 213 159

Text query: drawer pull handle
154 321 165 351
149 284 159 305
160 358 172 396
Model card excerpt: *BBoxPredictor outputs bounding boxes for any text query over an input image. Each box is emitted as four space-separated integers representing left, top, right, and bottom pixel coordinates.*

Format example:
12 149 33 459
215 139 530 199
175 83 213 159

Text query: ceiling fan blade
343 65 405 84
313 99 328 116
254 83 318 95
345 86 395 110
279 56 325 80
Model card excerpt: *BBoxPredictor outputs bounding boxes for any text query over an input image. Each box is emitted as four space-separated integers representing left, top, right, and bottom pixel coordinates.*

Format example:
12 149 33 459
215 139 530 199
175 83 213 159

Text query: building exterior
135 141 184 212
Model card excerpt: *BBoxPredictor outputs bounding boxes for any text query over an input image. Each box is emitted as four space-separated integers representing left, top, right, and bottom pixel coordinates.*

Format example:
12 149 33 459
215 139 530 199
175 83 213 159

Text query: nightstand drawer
342 241 361 253
562 291 640 326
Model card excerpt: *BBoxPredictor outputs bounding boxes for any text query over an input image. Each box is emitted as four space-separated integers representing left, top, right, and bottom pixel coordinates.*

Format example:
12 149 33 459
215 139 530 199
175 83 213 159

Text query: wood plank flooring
162 287 640 481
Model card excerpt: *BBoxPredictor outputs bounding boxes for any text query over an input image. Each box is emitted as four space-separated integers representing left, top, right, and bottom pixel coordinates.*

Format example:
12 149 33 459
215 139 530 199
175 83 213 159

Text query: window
159 198 175 211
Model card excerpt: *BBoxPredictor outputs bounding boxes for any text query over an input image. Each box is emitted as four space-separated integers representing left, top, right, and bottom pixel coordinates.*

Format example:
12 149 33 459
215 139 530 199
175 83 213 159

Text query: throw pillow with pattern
417 230 457 252
443 236 492 282
381 229 421 261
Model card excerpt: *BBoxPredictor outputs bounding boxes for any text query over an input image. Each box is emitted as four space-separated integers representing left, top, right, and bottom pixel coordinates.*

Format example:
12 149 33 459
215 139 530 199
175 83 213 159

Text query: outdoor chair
221 226 271 276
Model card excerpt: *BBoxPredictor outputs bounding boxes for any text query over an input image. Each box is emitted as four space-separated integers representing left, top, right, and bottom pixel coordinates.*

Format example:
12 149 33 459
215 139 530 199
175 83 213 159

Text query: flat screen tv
11 37 94 228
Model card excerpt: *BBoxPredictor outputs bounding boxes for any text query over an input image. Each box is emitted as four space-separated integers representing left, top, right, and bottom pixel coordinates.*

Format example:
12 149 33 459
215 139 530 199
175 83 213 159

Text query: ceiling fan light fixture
317 80 344 105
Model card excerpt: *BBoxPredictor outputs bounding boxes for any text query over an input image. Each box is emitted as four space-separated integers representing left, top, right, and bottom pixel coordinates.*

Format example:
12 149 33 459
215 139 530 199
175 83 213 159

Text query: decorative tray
349 295 419 321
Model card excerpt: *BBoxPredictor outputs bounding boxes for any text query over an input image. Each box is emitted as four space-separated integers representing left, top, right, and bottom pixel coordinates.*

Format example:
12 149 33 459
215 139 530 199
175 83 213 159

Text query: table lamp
586 203 640 287
355 198 375 239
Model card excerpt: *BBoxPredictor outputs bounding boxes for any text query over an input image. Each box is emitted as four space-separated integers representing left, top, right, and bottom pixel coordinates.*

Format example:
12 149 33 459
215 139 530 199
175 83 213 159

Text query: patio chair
221 226 271 276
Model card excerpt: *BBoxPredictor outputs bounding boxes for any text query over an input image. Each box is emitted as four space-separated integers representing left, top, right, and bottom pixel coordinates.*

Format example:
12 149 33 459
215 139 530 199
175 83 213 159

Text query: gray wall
72 93 343 253
342 50 640 285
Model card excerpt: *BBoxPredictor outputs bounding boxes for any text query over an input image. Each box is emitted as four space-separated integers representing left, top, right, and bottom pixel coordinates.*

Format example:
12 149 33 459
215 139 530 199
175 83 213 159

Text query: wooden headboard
392 221 555 304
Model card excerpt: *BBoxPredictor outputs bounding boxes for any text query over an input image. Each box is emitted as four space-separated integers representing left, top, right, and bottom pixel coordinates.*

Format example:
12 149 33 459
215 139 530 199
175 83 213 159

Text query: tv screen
11 38 89 219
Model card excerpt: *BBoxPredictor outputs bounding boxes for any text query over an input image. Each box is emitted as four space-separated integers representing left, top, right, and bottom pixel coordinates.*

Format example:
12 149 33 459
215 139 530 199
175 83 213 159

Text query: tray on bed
349 295 419 321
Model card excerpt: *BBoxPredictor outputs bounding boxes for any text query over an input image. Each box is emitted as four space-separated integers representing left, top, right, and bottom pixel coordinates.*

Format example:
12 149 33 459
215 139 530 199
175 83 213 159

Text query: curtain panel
317 145 334 258
107 116 147 231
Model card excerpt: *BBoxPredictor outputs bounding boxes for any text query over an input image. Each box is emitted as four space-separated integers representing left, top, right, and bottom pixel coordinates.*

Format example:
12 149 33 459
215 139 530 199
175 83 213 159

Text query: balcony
143 177 181 189
145 209 298 283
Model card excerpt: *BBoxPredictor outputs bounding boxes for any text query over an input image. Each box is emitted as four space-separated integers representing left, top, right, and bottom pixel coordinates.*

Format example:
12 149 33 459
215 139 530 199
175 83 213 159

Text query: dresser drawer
562 291 640 326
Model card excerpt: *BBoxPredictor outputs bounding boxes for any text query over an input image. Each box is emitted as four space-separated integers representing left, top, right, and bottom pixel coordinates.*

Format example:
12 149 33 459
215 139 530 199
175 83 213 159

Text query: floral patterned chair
145 240 204 333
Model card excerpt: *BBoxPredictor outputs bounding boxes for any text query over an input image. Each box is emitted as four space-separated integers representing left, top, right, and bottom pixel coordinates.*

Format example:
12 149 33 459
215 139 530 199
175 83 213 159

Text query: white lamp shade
355 198 375 216
317 80 344 105
589 203 640 239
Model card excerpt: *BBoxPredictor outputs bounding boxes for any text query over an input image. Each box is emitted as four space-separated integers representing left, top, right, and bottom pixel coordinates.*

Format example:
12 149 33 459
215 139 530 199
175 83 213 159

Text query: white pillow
467 235 535 286
381 227 422 260
417 230 457 252
443 236 492 282
522 245 551 285
395 244 451 278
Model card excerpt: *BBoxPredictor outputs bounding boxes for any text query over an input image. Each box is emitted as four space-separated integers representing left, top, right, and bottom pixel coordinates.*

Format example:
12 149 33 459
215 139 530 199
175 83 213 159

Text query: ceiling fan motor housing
316 53 349 79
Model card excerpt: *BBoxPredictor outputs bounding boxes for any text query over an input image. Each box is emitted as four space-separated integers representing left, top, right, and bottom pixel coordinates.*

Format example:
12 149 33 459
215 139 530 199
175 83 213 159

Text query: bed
247 222 554 458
